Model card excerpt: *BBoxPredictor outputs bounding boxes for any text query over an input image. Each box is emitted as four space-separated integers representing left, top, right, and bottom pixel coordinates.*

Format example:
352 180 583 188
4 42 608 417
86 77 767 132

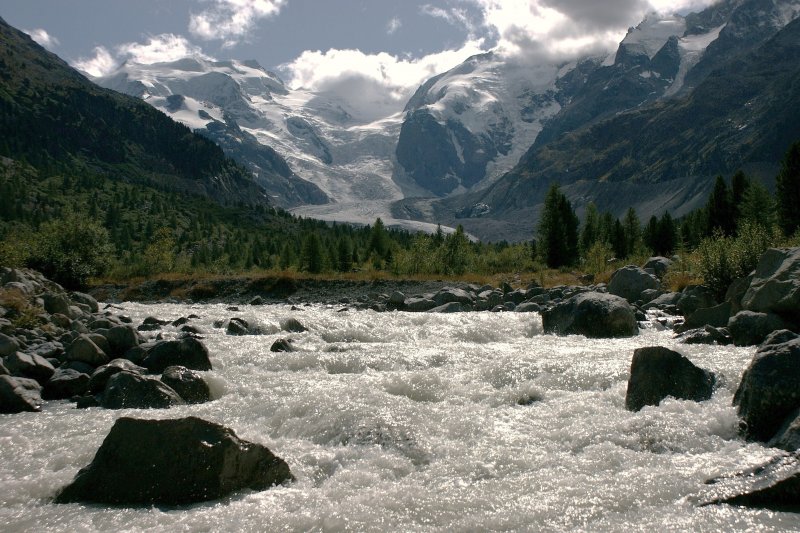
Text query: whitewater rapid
1 303 797 532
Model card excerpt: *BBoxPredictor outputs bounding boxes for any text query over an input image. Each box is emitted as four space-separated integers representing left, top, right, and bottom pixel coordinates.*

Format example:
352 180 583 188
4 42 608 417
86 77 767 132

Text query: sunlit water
2 303 798 532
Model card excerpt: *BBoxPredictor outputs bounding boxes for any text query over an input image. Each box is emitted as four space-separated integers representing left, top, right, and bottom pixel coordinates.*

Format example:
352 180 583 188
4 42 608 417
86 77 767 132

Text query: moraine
1 302 798 532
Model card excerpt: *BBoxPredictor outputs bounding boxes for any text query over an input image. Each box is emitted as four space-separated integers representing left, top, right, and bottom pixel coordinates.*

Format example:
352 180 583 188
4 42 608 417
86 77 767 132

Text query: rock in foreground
625 347 715 412
542 292 638 338
55 416 293 505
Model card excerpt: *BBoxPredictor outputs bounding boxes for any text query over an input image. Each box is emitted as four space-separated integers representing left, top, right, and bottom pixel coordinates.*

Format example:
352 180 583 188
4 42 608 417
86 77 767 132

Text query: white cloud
74 34 212 78
387 17 402 35
189 0 285 45
420 4 479 35
25 28 60 50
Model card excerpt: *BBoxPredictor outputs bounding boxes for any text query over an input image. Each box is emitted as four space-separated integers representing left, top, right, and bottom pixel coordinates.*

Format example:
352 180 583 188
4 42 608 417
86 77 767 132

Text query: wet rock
4 351 55 384
608 266 660 303
405 297 437 312
741 247 800 325
677 286 718 317
161 366 210 404
0 375 43 413
54 416 293 505
697 452 800 511
677 325 732 346
100 371 185 409
42 368 90 400
734 338 800 442
280 318 307 333
762 330 799 348
141 337 212 374
625 346 715 412
180 325 204 335
642 291 681 312
388 291 406 308
0 332 19 357
171 317 189 327
542 292 638 338
677 302 732 333
0 359 8 375
249 296 264 306
270 338 295 352
89 318 115 331
226 317 249 336
66 335 109 367
428 302 463 313
105 325 141 357
88 359 148 395
87 333 111 356
727 311 786 347
515 302 541 313
433 288 474 307
768 409 800 452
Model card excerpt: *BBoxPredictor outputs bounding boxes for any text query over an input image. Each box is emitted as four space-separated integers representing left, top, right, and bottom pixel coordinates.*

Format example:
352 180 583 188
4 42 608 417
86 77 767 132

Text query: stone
433 288 474 307
725 275 753 314
642 291 682 311
66 335 109 366
0 359 8 375
226 317 249 336
70 292 98 313
171 317 189 327
677 302 732 333
727 311 786 347
42 368 90 400
270 339 295 352
625 347 716 412
54 416 293 505
99 371 185 409
428 302 464 313
404 298 437 312
280 318 307 333
608 266 660 303
31 341 63 359
734 338 800 442
89 318 116 330
88 359 148 395
42 293 71 316
677 326 732 346
0 375 43 413
249 296 264 306
741 247 800 325
87 333 111 356
762 330 800 348
768 409 800 452
50 313 72 329
0 332 19 358
4 351 55 384
388 291 406 307
504 289 528 305
643 256 672 279
515 302 541 313
105 325 141 357
161 366 211 404
141 337 212 374
542 292 638 338
677 286 718 317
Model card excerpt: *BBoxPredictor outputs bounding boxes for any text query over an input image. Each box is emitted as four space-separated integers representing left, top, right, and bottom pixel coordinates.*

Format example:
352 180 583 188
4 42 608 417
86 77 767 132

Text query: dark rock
608 266 660 303
741 247 800 325
643 256 672 279
642 291 682 311
697 452 800 511
433 288 474 307
0 332 19 358
733 338 800 442
762 330 800 348
625 346 715 412
88 359 148 395
42 293 71 316
5 351 55 384
87 333 111 356
89 318 115 330
542 292 638 338
677 326 732 345
141 337 212 373
515 302 541 313
428 302 464 313
725 275 753 314
54 416 293 505
161 366 210 404
677 286 718 317
180 325 204 335
137 323 161 332
270 339 295 352
105 325 141 357
70 292 99 313
75 394 100 409
62 360 96 375
388 291 406 307
100 371 185 409
143 316 170 326
43 368 90 400
171 317 189 327
405 298 437 312
32 341 63 359
280 318 307 333
118 315 133 324
226 317 249 336
0 359 8 375
0 375 43 413
728 311 786 347
769 409 800 452
50 313 72 329
677 302 732 333
66 335 109 366
249 296 264 306
504 289 528 305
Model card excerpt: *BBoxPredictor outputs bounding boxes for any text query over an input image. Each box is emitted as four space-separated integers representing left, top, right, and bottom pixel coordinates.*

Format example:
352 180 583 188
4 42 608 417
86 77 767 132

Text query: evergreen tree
730 170 750 227
741 181 777 230
538 183 579 268
367 217 390 261
656 212 676 256
622 207 641 256
580 202 599 254
776 141 800 236
337 236 353 272
300 232 324 273
706 175 735 236
442 225 470 275
611 219 627 259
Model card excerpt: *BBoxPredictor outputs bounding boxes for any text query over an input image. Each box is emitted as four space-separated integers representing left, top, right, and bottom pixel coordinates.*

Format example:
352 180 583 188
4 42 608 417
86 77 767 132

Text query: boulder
642 291 681 312
31 341 64 359
87 334 112 356
504 289 528 305
542 292 638 338
762 330 799 348
696 452 800 511
42 293 71 316
725 275 753 314
608 266 659 303
643 256 672 279
677 302 732 333
54 416 293 505
141 337 212 373
404 298 437 312
428 302 463 313
280 318 307 333
733 338 800 442
677 326 732 346
70 292 98 313
105 325 141 357
42 368 90 400
433 288 474 307
226 318 249 336
0 375 43 413
677 286 718 317
4 351 55 384
0 332 19 358
768 409 800 452
161 366 211 404
89 318 116 331
171 317 189 327
515 302 541 313
0 359 8 375
88 359 148 395
625 347 716 412
249 296 264 306
270 339 295 353
727 311 786 347
100 371 185 409
741 247 800 325
66 335 108 367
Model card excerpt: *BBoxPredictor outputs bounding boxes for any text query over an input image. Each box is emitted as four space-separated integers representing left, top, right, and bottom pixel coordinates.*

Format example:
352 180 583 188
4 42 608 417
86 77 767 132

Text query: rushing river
1 303 798 532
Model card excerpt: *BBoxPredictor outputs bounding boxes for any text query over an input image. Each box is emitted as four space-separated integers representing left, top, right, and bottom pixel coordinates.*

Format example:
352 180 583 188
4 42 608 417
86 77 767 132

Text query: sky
1 0 720 99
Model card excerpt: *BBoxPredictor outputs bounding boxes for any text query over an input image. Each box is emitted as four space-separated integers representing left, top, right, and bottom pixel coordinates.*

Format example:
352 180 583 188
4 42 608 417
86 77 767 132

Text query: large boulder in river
608 266 659 303
4 351 55 384
542 292 638 338
727 310 786 347
160 366 210 404
104 325 141 357
741 247 800 326
0 375 42 413
54 416 294 505
100 371 184 409
88 359 148 395
733 338 800 442
141 337 212 374
66 335 109 367
625 347 715 412
43 368 89 400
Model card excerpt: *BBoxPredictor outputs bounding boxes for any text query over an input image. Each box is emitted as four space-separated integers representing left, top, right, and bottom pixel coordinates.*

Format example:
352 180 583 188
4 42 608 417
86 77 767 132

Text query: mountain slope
0 18 268 207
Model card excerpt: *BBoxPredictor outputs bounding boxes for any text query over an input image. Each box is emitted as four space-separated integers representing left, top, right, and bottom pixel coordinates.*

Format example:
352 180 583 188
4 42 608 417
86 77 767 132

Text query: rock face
141 337 212 374
608 266 660 303
54 416 294 505
100 371 185 410
625 347 715 412
0 375 43 413
733 338 800 442
542 292 638 338
741 247 800 325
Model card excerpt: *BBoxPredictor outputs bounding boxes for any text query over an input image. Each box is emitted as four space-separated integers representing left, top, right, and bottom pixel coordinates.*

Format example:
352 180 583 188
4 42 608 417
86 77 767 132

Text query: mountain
402 0 800 241
0 18 268 207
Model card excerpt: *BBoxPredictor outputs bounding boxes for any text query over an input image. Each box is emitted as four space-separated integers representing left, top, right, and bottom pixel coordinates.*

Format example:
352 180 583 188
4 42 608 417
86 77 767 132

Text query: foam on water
1 303 797 532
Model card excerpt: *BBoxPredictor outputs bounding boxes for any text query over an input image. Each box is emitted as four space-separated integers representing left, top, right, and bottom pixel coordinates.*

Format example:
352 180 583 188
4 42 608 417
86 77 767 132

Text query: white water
2 304 798 532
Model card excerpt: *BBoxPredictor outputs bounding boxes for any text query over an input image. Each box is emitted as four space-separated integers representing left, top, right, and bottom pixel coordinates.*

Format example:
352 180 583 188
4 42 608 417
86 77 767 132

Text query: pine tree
300 232 324 273
706 175 735 236
580 202 599 254
538 183 579 268
741 181 777 230
776 141 800 236
730 170 750 228
622 207 641 256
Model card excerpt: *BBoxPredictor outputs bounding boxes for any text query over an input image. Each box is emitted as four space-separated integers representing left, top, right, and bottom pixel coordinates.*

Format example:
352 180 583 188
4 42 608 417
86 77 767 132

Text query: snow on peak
621 12 687 59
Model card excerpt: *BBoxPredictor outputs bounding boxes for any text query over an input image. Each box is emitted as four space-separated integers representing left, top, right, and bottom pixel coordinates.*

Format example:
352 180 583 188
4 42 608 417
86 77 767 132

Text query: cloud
74 34 212 78
387 17 402 35
420 4 480 35
25 28 60 50
189 0 285 45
